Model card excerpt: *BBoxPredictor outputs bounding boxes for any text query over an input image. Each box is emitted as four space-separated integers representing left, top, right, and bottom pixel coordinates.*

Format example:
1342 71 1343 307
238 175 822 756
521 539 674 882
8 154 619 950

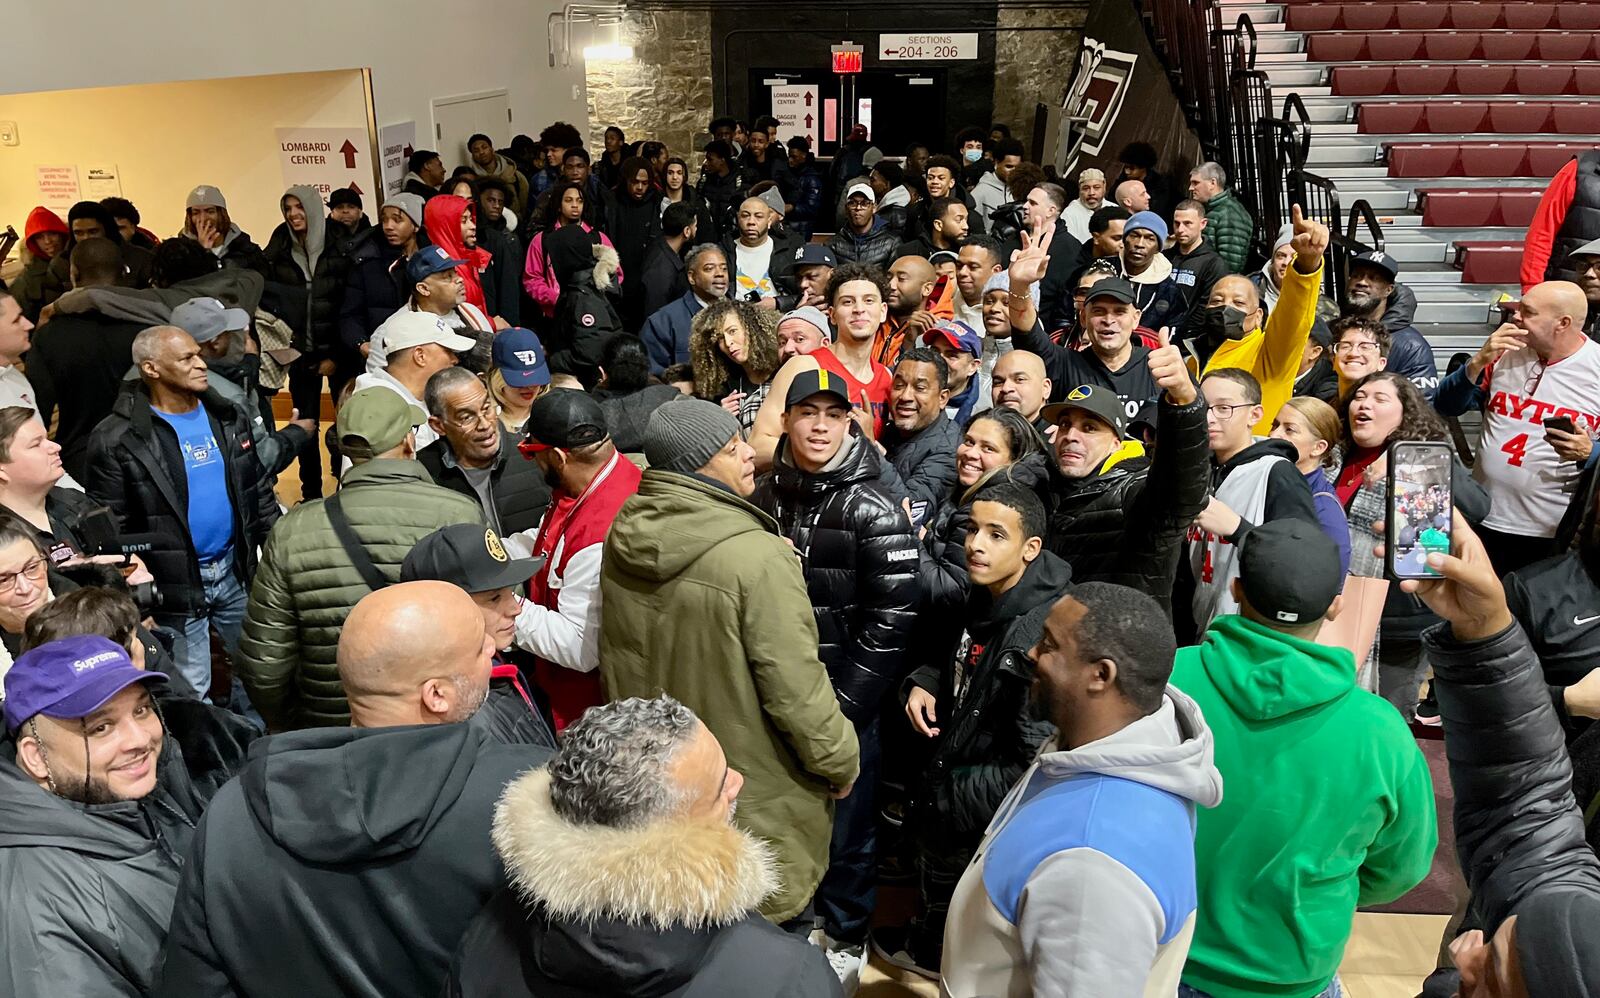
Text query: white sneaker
822 940 864 996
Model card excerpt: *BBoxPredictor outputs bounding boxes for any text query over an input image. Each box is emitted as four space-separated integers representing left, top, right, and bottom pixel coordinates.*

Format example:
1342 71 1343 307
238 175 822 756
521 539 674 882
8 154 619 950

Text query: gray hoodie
940 686 1223 998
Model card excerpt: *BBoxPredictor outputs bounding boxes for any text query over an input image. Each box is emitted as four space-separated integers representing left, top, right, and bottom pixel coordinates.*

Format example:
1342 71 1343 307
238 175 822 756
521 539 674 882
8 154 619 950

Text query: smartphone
1543 415 1578 434
1386 440 1453 580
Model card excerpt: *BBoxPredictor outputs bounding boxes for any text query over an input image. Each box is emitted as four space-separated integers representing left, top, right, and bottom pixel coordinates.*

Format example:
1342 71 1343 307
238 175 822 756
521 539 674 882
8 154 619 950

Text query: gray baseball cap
171 297 251 344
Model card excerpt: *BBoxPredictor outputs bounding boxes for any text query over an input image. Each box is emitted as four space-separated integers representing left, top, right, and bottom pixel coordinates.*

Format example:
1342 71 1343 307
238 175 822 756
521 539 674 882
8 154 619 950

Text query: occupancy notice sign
276 127 373 203
879 32 979 61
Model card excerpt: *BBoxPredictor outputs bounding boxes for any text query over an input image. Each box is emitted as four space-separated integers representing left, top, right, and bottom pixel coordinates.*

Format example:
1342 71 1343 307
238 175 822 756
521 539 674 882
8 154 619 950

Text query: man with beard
516 390 640 730
1003 184 1085 335
418 366 551 539
1062 168 1108 243
0 636 231 997
638 202 699 320
160 583 552 998
642 244 727 373
607 157 665 329
827 181 901 270
468 133 531 219
1091 211 1184 334
881 347 961 526
722 196 801 312
991 350 1053 434
1340 250 1438 399
875 255 952 368
939 582 1222 997
896 198 970 261
792 244 836 310
1166 199 1231 334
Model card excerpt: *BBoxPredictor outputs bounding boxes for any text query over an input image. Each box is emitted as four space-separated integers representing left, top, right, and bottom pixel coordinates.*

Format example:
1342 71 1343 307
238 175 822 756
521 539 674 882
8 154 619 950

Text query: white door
431 90 513 172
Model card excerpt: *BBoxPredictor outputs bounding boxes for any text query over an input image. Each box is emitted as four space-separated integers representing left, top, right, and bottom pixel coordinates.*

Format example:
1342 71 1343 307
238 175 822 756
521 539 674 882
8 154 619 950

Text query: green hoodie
1171 615 1436 998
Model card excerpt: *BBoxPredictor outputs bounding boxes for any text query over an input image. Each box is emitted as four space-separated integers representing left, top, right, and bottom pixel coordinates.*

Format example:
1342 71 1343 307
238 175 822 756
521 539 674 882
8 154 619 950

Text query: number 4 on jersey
1500 432 1529 468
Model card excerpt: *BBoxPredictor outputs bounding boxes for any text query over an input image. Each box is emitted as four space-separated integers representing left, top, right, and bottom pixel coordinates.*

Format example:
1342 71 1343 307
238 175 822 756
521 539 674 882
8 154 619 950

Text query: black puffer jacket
904 551 1073 844
595 383 683 454
84 383 280 615
881 415 960 528
920 449 1053 618
477 221 523 326
548 228 624 384
418 428 552 536
752 435 921 725
1423 620 1600 992
262 218 351 355
338 235 414 352
1046 394 1209 611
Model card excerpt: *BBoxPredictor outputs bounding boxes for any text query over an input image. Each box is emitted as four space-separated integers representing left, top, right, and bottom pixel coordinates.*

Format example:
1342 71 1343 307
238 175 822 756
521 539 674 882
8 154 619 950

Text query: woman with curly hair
689 298 780 431
1335 371 1490 710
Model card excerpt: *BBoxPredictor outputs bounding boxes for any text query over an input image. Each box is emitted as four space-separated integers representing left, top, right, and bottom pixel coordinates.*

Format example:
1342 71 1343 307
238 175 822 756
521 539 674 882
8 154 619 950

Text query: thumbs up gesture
1147 327 1196 405
1289 204 1330 272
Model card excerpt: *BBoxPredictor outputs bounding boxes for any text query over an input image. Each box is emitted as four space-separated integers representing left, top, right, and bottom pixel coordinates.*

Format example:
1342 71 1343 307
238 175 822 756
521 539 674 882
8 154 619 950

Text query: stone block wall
994 3 1088 149
584 9 713 160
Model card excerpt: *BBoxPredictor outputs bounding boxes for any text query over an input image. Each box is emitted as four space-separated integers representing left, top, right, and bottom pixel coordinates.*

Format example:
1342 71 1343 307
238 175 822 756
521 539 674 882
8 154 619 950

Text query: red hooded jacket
24 206 68 257
422 195 493 313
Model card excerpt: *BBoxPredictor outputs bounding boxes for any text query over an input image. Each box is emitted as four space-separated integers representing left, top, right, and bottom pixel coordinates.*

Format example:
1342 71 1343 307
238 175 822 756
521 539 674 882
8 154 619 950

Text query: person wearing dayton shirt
514 389 640 730
1435 280 1600 575
750 263 897 471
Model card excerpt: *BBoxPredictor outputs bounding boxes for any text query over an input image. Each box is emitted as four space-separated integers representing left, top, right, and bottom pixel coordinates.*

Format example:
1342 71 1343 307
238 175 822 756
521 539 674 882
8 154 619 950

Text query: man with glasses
515 389 640 730
236 387 485 731
1435 280 1600 574
1181 368 1319 640
1328 317 1391 398
417 366 551 542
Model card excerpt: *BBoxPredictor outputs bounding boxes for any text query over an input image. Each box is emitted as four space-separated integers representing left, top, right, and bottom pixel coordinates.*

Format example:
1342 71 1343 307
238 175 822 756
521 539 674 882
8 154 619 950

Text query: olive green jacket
237 459 485 730
599 470 860 923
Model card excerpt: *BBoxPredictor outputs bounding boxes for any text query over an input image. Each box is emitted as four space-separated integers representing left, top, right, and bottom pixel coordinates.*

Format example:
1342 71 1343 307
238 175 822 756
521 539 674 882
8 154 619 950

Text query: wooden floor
858 912 1450 996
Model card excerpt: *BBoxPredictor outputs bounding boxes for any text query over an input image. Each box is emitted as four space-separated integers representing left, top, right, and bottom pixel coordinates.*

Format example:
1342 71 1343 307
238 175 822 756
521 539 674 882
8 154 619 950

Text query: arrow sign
805 113 814 128
339 140 359 169
348 181 363 195
804 92 813 106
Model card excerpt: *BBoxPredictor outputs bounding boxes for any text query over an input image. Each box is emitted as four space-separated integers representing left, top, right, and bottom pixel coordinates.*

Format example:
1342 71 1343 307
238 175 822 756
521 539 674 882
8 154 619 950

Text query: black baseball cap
521 388 610 452
1349 250 1400 280
1040 384 1128 438
793 244 837 268
1237 519 1342 625
1083 277 1137 305
785 367 854 409
400 523 544 593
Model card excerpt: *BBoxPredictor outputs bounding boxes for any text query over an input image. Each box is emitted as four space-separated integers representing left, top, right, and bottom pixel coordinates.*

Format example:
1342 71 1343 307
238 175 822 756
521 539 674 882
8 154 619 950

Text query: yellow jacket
1185 260 1323 435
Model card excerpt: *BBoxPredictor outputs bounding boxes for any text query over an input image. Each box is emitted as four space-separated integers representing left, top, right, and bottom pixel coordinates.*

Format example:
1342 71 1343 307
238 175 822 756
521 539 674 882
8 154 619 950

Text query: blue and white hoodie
939 686 1223 998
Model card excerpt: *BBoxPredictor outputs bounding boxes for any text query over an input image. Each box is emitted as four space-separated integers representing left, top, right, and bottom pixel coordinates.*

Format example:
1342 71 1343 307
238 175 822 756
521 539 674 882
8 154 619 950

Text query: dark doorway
747 68 948 157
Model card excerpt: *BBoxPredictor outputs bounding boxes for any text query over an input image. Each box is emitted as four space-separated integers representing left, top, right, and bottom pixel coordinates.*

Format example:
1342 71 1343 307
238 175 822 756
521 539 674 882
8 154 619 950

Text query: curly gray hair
684 243 726 271
548 695 699 827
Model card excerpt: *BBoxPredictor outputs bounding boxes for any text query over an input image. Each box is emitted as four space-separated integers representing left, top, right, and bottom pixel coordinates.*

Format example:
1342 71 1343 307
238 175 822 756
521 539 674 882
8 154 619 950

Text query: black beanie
329 187 362 211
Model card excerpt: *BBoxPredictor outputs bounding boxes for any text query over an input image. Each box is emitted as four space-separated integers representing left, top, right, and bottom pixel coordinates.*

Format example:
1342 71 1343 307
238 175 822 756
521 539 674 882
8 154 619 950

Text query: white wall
1 0 590 165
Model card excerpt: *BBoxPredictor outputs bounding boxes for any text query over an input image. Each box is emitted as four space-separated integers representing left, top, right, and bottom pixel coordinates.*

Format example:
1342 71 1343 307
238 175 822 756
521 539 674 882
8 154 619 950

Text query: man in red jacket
1521 150 1600 301
514 389 640 729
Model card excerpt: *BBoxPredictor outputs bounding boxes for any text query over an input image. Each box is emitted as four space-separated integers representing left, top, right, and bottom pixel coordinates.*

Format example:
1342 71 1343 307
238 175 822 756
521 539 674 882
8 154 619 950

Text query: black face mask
1200 305 1251 341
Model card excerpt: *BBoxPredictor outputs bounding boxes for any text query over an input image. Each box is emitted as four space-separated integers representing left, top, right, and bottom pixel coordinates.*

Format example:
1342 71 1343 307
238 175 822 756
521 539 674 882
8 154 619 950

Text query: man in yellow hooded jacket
1184 205 1328 435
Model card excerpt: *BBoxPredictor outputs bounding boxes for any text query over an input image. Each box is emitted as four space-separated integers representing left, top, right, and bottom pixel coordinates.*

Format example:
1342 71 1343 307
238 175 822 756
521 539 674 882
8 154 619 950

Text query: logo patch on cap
795 248 806 260
72 650 123 674
1067 385 1093 401
513 349 539 365
817 370 831 390
582 313 595 327
485 529 508 563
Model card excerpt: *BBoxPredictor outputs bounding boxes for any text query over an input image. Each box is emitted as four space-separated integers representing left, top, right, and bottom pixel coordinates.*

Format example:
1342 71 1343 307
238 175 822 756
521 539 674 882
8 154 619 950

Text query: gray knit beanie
382 192 426 228
644 398 742 473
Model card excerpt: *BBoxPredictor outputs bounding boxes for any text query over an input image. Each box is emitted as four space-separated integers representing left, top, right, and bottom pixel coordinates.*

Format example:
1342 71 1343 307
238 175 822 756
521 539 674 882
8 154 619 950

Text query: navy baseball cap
793 244 837 268
406 245 468 284
4 636 164 734
923 319 983 358
1350 250 1399 280
492 327 551 388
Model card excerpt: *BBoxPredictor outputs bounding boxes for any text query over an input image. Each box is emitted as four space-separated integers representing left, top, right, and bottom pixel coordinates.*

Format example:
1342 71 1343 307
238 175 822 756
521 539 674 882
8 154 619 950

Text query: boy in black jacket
877 479 1073 977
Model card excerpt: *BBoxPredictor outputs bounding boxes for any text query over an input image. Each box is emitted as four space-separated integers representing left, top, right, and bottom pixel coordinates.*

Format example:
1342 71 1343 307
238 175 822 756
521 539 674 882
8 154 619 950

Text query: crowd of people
1 108 1599 998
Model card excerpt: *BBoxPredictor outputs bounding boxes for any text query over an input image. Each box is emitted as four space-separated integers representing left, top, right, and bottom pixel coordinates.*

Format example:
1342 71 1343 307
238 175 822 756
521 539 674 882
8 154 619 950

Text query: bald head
70 236 123 287
887 255 938 316
1115 180 1150 213
1518 280 1590 359
992 349 1052 421
338 581 494 728
1205 275 1264 332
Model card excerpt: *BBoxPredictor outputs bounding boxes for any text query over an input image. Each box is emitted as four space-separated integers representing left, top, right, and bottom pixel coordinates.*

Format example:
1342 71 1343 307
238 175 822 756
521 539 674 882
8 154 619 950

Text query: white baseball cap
373 311 477 357
845 181 875 201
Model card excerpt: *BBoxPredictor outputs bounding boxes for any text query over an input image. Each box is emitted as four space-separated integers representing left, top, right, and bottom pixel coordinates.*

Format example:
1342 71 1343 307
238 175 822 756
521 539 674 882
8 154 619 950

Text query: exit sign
831 43 863 74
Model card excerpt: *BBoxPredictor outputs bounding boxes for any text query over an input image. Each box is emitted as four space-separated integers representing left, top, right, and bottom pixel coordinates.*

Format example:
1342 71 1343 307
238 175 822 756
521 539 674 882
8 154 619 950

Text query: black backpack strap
324 493 389 592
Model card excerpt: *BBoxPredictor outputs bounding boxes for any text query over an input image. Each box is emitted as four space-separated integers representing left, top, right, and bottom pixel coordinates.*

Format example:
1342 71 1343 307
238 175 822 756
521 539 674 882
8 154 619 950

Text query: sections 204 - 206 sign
879 32 979 61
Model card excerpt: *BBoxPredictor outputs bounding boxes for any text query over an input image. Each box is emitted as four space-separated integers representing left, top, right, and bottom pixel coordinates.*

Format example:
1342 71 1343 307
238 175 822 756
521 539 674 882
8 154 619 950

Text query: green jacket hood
1193 614 1355 721
605 470 780 583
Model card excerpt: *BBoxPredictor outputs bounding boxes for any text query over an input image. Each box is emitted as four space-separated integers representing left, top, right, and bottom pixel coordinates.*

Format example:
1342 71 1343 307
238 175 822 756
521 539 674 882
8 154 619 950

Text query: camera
53 507 165 615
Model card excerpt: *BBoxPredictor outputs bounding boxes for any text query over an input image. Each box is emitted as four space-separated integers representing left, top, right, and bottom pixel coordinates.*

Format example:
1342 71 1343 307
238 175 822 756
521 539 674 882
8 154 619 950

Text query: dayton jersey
1477 339 1600 538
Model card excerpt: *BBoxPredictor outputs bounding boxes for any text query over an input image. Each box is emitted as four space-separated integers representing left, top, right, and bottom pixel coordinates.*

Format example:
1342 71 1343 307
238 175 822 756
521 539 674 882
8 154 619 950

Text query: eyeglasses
1333 341 1381 355
1524 360 1547 397
446 401 497 430
0 556 47 593
1206 403 1249 420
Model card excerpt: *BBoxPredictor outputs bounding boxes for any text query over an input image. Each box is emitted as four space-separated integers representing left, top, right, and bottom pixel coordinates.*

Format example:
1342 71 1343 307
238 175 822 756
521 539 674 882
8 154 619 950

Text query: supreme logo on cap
72 650 123 674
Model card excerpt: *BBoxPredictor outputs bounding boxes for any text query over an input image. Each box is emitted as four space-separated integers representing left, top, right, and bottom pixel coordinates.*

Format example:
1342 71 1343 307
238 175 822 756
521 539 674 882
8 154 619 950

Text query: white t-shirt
1063 199 1095 243
1476 338 1600 538
349 369 437 452
734 238 776 300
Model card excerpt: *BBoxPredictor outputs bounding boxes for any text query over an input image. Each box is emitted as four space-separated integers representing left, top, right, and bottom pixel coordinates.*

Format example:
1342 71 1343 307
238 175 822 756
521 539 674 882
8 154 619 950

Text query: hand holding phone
1385 440 1454 581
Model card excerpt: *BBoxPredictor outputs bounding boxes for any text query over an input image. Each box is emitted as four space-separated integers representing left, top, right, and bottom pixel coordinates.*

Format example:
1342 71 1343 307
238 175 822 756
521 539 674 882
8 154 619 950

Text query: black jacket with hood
547 225 625 384
261 188 352 355
85 382 280 615
0 725 224 998
1046 394 1210 610
719 227 804 311
608 186 665 327
881 413 961 528
338 235 418 352
920 450 1054 621
155 722 550 998
904 550 1074 846
443 768 842 998
752 434 921 725
595 383 683 454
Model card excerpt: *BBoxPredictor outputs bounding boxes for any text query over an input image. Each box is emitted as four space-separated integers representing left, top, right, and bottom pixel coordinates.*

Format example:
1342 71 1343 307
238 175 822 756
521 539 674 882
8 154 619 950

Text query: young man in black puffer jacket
751 367 919 977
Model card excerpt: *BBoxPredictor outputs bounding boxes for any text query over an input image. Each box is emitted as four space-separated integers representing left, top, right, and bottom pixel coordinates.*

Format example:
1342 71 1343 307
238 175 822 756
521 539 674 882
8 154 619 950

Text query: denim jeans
157 551 248 701
1179 978 1342 998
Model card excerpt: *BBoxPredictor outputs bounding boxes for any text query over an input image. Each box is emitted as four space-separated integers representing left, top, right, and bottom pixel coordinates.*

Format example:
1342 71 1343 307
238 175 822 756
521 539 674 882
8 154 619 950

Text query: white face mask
963 148 983 164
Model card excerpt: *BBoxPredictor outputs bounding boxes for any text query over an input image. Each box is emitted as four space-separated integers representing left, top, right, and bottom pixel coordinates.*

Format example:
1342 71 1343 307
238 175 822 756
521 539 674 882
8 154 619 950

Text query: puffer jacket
418 428 552 536
261 198 352 355
1046 394 1210 611
752 436 920 725
599 470 860 923
1423 620 1600 981
920 450 1054 619
825 217 902 269
11 206 68 322
788 159 825 239
1202 187 1253 272
236 459 485 730
0 732 220 998
880 413 960 527
84 382 280 615
904 551 1074 844
338 235 414 353
550 240 625 384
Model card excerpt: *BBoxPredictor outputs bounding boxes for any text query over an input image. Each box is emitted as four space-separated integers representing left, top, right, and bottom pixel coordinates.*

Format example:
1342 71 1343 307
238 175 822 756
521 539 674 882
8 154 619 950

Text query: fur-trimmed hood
492 767 776 932
590 241 621 292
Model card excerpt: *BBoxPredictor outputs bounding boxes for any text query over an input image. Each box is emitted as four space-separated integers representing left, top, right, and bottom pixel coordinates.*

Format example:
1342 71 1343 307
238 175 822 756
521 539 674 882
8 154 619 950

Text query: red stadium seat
1395 64 1457 94
1455 242 1523 285
1457 143 1529 177
1536 32 1593 61
1388 143 1461 177
1287 6 1342 30
1423 31 1482 60
1331 66 1397 96
1557 6 1600 30
1525 143 1584 178
1574 65 1600 96
1552 103 1600 134
1498 190 1544 227
1308 32 1368 61
1446 3 1502 29
1479 31 1537 59
1454 64 1516 95
1424 101 1490 132
1420 189 1499 227
1344 4 1399 30
1396 4 1449 29
1514 64 1575 96
1359 102 1427 133
1502 4 1557 30
1487 101 1554 132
